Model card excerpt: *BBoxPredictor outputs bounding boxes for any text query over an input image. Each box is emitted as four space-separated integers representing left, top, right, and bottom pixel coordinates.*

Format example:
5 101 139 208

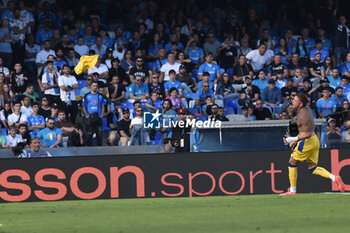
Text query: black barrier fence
0 149 349 202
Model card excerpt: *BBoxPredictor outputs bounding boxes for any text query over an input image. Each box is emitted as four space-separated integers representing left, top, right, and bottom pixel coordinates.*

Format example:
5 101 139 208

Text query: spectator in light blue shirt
340 76 350 97
164 69 183 97
27 103 46 137
328 67 342 89
261 79 282 108
1 1 14 20
310 39 329 63
185 36 204 66
317 27 333 52
128 75 149 103
198 53 221 82
330 87 346 108
252 70 268 92
301 27 315 54
341 52 350 77
195 81 215 107
37 118 63 148
165 34 184 52
316 89 336 117
36 18 53 44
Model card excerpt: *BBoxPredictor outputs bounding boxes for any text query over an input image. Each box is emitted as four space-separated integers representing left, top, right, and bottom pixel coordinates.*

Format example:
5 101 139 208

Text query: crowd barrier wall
0 149 349 203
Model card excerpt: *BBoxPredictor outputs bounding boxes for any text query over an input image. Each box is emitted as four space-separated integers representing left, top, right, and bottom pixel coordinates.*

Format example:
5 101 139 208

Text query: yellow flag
74 55 99 75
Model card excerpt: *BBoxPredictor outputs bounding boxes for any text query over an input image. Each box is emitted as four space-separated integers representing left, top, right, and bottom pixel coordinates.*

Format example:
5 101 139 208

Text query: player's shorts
291 135 319 164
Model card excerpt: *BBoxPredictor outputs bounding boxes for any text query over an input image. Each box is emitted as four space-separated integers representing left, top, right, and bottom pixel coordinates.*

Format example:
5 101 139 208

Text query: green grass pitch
0 193 349 233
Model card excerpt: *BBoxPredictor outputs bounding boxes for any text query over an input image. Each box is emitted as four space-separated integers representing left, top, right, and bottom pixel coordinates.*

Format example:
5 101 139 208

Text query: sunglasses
136 79 142 82
123 112 130 114
137 60 143 62
203 85 209 87
87 79 92 81
212 107 218 110
136 110 143 112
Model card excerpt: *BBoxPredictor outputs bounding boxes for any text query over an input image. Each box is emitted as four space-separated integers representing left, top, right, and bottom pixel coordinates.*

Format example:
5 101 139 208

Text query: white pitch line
322 192 350 195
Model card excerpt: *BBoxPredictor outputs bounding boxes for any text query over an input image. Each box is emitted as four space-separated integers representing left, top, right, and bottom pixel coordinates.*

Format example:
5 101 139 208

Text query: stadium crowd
1 0 350 151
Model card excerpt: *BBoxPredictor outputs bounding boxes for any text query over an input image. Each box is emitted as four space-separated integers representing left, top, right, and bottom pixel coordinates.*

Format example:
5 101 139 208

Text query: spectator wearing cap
58 64 79 123
328 67 342 89
233 55 254 85
102 47 113 69
109 57 129 86
108 75 126 102
330 87 346 109
37 117 63 148
41 60 60 104
87 57 109 83
252 70 268 92
267 55 288 80
316 77 335 99
261 79 282 109
310 39 329 63
113 40 126 61
275 70 287 89
171 108 191 153
129 56 149 83
316 88 336 118
198 53 221 83
326 118 341 143
91 35 107 57
27 102 46 137
246 43 270 73
241 75 260 103
128 75 149 103
176 64 197 99
82 81 106 146
241 106 254 121
164 70 183 97
114 108 131 146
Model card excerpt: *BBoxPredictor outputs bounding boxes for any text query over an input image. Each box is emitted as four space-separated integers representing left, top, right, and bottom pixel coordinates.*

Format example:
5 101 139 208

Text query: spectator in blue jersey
252 70 268 92
151 48 167 73
82 25 96 47
54 47 67 70
292 37 308 60
340 76 350 97
185 36 204 67
1 1 14 20
147 33 163 59
261 79 282 109
165 34 184 53
198 53 221 83
128 75 149 103
300 27 315 54
328 67 342 89
310 39 329 63
341 52 350 78
161 99 177 139
330 87 346 109
317 27 332 52
37 118 63 148
275 70 287 89
164 69 182 97
27 102 46 137
195 81 215 108
82 81 106 146
35 17 53 44
316 89 336 118
197 72 214 91
274 38 292 65
146 92 163 112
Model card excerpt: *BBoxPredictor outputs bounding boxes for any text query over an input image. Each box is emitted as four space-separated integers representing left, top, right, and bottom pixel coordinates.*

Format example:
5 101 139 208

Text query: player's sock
310 166 333 180
288 163 297 192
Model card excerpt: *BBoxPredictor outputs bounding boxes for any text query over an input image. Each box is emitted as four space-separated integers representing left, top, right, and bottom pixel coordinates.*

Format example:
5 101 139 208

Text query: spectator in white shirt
246 43 271 73
160 52 181 82
74 35 89 57
4 125 23 149
88 57 109 83
8 101 27 127
35 40 55 73
20 96 33 117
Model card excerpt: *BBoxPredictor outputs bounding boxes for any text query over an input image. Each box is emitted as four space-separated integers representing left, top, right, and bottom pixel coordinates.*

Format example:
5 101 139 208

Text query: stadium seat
155 131 162 140
146 62 154 71
188 108 198 114
225 99 239 109
149 140 162 145
226 68 233 77
196 115 207 122
122 102 134 110
78 80 86 90
225 107 234 115
192 69 199 82
102 118 110 133
1 128 7 135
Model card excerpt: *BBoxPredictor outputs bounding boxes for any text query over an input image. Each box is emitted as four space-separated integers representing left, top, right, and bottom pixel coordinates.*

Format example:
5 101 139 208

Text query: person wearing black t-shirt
254 99 272 120
309 53 325 80
116 108 131 146
108 57 129 86
268 54 288 79
217 36 238 69
11 63 29 96
316 77 335 98
129 57 149 83
241 76 260 103
233 54 254 84
108 75 126 102
148 74 165 99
